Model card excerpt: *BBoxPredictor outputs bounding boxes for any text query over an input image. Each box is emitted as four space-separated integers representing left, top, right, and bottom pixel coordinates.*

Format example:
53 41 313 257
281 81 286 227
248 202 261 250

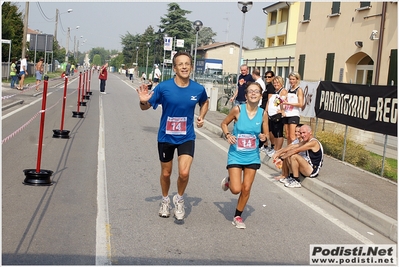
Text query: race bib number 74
166 117 187 135
237 134 256 151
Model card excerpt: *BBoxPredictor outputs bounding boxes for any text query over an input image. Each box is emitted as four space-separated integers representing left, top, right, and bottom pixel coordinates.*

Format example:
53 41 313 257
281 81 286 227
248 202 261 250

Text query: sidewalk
196 107 398 242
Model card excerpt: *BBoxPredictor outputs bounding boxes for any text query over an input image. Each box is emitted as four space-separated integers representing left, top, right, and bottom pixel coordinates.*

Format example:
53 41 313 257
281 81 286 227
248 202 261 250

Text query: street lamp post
54 8 72 41
65 26 79 63
192 20 203 80
135 46 139 66
145 42 150 78
237 1 253 78
162 33 168 82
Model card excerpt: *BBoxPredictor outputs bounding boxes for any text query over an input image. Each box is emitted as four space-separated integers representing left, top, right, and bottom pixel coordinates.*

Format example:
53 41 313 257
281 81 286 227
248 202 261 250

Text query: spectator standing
282 72 304 145
153 64 161 86
65 62 71 76
220 82 268 229
71 64 75 76
99 62 108 94
129 68 134 81
230 64 255 106
260 70 276 155
136 51 209 221
17 54 29 90
10 58 18 89
251 68 265 106
266 76 287 152
35 57 44 92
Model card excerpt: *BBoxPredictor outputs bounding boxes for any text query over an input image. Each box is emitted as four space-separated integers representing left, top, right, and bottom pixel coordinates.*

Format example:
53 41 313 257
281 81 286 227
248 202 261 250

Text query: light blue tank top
227 104 263 165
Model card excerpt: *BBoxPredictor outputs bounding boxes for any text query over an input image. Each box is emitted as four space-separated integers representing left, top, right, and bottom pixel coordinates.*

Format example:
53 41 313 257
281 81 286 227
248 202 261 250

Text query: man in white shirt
252 68 266 106
17 54 29 90
153 64 162 86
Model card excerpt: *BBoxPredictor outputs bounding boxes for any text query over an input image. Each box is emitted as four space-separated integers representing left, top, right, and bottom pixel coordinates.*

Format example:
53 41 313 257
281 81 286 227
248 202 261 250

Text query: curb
2 100 24 111
200 115 397 242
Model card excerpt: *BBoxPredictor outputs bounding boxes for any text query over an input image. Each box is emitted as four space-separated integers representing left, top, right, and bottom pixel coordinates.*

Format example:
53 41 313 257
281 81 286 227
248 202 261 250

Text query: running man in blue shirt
136 51 209 221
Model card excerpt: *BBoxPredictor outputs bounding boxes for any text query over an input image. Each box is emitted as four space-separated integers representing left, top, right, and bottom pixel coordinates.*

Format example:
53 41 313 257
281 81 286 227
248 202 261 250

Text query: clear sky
18 1 274 53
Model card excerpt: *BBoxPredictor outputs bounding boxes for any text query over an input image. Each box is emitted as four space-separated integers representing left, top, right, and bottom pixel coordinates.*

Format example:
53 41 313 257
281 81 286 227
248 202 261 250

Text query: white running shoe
173 194 185 220
279 177 291 184
232 216 246 229
221 176 230 191
285 179 302 188
158 198 171 218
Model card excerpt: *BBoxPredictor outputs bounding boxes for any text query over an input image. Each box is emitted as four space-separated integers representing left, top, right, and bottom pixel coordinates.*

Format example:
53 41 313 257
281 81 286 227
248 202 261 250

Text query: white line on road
194 128 374 244
96 94 112 265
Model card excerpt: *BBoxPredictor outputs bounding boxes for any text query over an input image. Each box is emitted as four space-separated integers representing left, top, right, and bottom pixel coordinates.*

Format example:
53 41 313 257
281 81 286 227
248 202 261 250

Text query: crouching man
273 124 323 188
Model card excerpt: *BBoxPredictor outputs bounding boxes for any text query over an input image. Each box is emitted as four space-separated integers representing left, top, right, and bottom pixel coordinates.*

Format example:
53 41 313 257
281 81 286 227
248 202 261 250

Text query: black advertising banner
315 81 397 137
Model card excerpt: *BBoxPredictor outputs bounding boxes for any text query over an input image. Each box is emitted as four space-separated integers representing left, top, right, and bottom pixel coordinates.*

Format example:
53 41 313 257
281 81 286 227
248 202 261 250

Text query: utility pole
21 2 29 58
65 27 70 63
54 9 59 41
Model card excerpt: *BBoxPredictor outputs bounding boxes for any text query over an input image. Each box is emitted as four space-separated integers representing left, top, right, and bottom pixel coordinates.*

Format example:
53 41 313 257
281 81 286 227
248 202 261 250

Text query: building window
324 53 335 81
356 2 372 11
328 2 341 17
280 8 288 23
277 67 283 76
303 2 311 21
298 54 306 80
360 2 371 8
269 11 277 25
387 49 397 86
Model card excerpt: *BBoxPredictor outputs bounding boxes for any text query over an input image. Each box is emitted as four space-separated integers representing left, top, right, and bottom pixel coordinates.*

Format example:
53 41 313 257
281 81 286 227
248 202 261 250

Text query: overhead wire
36 2 54 22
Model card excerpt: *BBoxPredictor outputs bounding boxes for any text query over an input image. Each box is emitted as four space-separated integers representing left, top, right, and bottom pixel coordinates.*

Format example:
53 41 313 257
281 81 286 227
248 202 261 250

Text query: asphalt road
2 73 394 265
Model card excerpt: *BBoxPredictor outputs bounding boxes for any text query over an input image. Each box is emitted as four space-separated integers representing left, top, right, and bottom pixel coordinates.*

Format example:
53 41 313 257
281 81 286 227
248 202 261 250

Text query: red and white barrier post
52 76 70 138
72 72 84 118
23 76 54 186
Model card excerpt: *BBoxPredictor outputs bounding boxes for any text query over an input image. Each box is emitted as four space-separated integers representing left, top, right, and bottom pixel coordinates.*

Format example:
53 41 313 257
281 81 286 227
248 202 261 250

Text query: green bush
316 131 397 181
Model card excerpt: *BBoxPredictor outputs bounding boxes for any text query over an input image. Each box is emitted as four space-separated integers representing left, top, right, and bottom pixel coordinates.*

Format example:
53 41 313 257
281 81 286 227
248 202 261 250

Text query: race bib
236 134 256 151
165 117 187 135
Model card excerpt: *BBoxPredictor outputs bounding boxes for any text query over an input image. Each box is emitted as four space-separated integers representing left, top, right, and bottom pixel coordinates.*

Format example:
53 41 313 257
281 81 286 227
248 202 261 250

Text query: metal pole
162 49 165 82
54 9 59 41
65 27 70 63
21 2 29 58
237 11 246 79
381 135 388 176
146 46 149 77
193 31 199 80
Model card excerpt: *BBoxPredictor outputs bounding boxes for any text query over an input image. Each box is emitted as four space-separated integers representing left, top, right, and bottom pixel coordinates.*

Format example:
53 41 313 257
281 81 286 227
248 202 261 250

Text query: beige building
195 42 246 75
295 1 397 86
244 2 300 78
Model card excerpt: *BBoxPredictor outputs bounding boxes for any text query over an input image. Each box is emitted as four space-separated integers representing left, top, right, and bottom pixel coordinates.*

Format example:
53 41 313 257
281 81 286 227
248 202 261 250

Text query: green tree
92 54 101 66
89 47 109 65
1 2 24 61
159 2 194 52
253 36 265 48
109 53 124 71
197 26 216 47
121 32 142 67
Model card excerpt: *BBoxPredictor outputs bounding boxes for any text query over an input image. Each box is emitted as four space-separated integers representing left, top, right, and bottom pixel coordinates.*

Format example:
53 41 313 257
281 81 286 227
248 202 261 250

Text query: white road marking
96 95 112 265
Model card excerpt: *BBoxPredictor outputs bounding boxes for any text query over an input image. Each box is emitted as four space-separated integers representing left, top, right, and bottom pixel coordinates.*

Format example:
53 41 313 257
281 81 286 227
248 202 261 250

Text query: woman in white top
266 76 287 151
281 72 304 145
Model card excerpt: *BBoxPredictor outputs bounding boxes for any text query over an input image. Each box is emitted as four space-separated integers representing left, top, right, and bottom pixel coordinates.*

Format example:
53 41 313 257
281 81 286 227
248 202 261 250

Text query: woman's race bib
236 134 256 151
165 117 187 135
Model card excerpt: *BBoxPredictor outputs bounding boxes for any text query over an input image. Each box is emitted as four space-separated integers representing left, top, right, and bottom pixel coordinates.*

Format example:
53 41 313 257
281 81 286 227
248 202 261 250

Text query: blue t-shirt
149 78 208 144
236 74 255 101
227 104 264 165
